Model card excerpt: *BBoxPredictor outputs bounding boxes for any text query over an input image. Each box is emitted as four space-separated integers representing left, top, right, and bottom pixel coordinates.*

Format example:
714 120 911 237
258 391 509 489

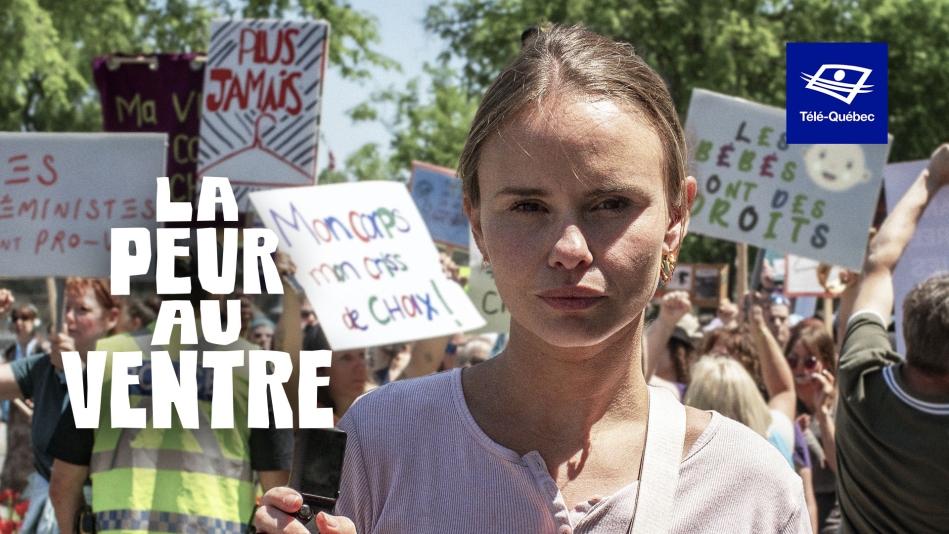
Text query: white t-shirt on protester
336 369 811 534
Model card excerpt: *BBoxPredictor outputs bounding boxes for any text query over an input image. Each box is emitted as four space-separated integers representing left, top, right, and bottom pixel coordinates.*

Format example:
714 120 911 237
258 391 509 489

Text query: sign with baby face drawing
685 89 891 269
198 19 329 211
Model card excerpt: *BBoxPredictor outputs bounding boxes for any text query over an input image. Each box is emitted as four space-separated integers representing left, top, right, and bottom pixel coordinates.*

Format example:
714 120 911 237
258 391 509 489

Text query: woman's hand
48 331 76 371
255 487 357 534
811 368 836 414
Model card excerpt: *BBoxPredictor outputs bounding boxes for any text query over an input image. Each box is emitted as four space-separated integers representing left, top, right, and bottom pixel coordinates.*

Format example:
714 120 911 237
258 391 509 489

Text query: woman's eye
595 198 630 211
511 201 543 212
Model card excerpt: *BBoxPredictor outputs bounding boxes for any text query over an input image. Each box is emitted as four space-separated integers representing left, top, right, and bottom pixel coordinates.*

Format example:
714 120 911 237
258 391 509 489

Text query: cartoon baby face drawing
802 144 871 192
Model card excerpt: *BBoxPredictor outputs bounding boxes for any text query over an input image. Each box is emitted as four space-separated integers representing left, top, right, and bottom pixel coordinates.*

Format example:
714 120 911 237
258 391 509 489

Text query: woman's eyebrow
495 186 548 197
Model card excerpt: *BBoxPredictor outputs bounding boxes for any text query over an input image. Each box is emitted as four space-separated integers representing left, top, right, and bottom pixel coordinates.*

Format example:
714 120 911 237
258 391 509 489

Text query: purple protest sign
94 53 204 203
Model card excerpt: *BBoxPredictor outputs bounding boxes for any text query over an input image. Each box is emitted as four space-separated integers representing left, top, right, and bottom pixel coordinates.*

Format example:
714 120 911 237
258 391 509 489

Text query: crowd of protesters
0 24 947 534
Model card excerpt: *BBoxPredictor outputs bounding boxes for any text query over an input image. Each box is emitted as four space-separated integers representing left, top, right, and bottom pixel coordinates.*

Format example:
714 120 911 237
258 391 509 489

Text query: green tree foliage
0 0 395 132
425 0 948 163
348 63 478 178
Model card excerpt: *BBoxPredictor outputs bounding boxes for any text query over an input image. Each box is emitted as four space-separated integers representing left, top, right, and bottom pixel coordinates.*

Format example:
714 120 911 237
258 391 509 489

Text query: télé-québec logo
786 43 888 144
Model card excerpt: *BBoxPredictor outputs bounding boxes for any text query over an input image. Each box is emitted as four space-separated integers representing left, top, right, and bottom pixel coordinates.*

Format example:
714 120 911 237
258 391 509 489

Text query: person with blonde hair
685 356 793 463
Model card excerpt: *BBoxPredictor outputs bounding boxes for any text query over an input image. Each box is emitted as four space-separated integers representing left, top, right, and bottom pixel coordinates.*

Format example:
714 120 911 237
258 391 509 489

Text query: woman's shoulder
340 369 462 431
675 413 808 531
683 412 800 487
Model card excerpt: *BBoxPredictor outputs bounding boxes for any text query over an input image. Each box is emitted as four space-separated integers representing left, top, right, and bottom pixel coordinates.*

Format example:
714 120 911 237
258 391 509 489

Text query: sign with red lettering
0 133 165 277
94 53 204 204
685 89 891 269
198 19 329 211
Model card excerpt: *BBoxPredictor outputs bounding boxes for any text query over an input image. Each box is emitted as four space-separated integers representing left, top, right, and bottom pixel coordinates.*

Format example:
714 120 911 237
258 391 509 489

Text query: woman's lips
537 288 606 312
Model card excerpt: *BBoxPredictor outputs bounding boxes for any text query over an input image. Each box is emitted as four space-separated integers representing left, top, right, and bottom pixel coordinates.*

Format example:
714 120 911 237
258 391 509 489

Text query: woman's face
788 339 824 385
64 286 118 354
10 310 35 338
469 95 689 351
328 349 369 400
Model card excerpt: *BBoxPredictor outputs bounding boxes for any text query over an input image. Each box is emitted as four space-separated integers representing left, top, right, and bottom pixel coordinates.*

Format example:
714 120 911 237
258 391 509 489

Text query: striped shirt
336 369 809 533
835 312 949 533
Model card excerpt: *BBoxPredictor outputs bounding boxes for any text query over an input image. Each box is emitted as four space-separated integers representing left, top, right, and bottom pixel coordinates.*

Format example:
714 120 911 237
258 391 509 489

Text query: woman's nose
548 224 593 270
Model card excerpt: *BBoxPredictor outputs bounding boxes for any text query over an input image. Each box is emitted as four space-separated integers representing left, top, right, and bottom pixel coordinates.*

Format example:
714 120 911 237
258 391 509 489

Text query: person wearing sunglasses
786 319 839 534
2 301 49 495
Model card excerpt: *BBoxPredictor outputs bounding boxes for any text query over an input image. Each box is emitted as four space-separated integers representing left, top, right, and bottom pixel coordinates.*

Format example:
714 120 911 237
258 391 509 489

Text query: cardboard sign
0 133 165 278
198 19 329 210
685 89 890 269
655 263 728 308
883 160 949 354
409 162 469 249
249 181 485 350
466 229 510 333
95 53 204 203
785 254 846 297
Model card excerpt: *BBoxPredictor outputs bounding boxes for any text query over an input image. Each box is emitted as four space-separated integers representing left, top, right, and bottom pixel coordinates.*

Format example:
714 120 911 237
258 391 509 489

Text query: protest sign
198 19 329 210
466 229 510 333
686 89 890 269
249 181 485 350
883 160 949 354
94 53 204 203
409 161 469 249
655 263 728 308
784 253 850 298
0 133 165 278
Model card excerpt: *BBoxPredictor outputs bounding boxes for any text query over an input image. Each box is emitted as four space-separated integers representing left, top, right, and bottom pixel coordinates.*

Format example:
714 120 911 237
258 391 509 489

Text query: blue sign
409 164 469 249
786 42 888 144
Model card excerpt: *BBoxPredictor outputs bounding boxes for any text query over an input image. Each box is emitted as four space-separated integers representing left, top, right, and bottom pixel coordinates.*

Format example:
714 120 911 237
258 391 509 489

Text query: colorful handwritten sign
466 229 510 333
198 19 329 210
249 182 485 350
685 89 890 269
409 161 469 249
0 133 165 277
883 160 949 354
95 53 204 203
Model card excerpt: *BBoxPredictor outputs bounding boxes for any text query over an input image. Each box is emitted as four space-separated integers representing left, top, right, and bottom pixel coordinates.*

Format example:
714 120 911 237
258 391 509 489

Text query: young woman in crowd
786 319 840 533
256 25 808 533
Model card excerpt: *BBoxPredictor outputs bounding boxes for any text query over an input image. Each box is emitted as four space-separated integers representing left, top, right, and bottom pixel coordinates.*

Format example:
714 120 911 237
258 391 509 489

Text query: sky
315 0 444 174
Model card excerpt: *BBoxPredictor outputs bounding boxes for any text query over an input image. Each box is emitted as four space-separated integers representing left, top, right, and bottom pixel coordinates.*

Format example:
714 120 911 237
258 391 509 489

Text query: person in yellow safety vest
48 317 294 534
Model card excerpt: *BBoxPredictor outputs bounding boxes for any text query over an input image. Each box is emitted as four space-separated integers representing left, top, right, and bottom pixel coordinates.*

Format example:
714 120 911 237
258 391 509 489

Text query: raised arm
745 293 796 422
853 144 949 322
643 290 691 382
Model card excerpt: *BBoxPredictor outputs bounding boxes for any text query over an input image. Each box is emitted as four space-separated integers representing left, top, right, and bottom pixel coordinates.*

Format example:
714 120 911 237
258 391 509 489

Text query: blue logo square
786 42 888 144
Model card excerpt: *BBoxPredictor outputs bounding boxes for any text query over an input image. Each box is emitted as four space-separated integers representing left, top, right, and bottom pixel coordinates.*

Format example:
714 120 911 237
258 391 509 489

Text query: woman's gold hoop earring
659 254 677 285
